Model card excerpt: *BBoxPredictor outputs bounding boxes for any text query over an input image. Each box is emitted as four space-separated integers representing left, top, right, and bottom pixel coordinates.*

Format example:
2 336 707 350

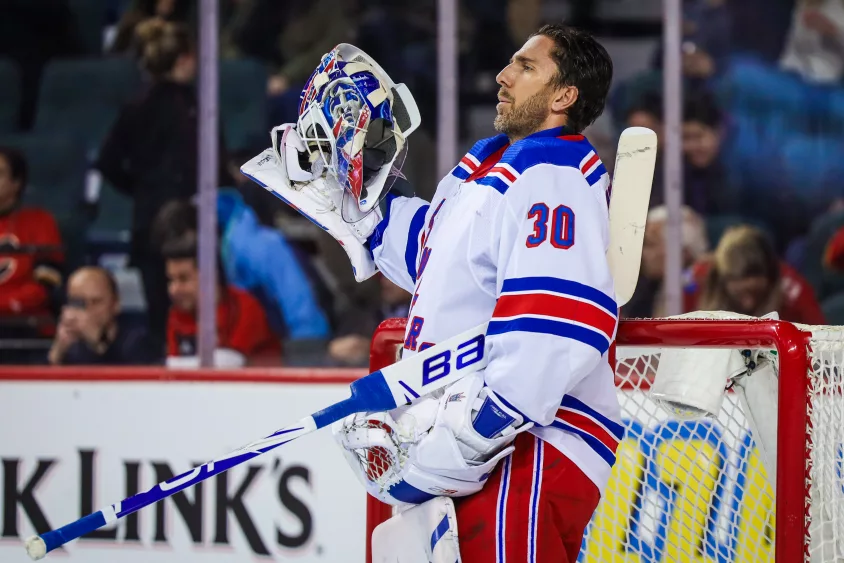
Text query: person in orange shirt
0 147 63 326
686 225 826 324
162 235 280 367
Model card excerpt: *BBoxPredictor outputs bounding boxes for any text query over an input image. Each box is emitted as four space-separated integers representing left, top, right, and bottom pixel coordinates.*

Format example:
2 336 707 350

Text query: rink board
0 368 366 563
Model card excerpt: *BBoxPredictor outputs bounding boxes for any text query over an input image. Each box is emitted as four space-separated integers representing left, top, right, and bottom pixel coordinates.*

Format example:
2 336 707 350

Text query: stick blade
608 126 657 307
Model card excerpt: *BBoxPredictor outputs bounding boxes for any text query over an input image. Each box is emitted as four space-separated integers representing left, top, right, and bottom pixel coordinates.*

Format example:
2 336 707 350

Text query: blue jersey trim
404 204 428 283
550 420 616 465
487 317 610 355
501 276 617 315
561 395 625 440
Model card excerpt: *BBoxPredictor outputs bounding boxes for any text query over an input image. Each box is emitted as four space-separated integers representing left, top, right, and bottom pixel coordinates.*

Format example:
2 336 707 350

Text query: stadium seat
86 177 133 258
801 210 844 301
0 59 21 133
821 292 844 325
0 133 89 271
67 0 107 54
220 58 268 153
705 214 775 249
33 58 142 151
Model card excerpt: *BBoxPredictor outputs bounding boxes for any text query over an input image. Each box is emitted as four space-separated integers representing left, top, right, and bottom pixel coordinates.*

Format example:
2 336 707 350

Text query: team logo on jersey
0 234 20 285
429 486 458 495
446 392 465 405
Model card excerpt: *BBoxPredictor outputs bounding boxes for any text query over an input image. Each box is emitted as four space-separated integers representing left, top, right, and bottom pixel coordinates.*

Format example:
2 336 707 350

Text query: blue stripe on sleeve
501 276 617 314
476 174 510 194
451 166 471 180
487 317 610 355
367 191 399 256
405 204 428 283
561 395 625 440
585 163 608 186
550 420 617 465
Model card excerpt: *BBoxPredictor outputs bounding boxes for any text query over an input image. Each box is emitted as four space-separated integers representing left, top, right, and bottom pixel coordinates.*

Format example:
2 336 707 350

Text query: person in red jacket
0 146 63 335
685 225 825 324
161 235 280 367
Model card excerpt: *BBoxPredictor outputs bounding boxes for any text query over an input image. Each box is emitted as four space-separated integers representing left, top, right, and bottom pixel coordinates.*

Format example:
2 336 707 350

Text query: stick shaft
38 418 316 554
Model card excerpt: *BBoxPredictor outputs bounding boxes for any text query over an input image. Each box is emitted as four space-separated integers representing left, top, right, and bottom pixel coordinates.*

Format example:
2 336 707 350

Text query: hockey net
366 315 844 563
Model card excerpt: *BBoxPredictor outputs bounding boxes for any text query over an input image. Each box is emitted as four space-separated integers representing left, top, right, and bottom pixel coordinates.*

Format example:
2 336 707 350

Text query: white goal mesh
365 317 844 563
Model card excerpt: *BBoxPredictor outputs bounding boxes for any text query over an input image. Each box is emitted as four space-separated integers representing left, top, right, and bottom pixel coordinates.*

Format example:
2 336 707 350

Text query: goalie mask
294 44 421 221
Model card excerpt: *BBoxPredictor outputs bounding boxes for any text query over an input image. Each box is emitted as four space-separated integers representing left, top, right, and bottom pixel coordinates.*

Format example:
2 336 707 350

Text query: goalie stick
23 127 655 560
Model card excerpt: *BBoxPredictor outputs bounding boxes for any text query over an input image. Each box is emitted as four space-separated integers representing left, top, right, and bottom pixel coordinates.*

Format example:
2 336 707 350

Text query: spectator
0 147 63 334
162 235 280 367
223 0 355 126
152 192 331 344
824 223 844 270
780 0 844 84
47 267 157 365
0 0 84 128
689 225 826 323
328 275 411 366
97 19 232 351
682 93 739 216
109 0 194 54
622 205 710 318
624 93 666 209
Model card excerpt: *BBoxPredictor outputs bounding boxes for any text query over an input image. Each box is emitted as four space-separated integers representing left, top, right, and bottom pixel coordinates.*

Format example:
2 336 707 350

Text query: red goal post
365 316 841 563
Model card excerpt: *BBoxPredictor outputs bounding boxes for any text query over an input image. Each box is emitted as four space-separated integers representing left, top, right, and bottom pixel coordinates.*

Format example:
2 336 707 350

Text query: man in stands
162 235 280 367
688 225 826 324
48 266 156 365
0 146 64 361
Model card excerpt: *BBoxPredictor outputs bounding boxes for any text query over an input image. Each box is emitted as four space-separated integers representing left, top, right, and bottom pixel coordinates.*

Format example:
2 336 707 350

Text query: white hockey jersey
370 126 623 495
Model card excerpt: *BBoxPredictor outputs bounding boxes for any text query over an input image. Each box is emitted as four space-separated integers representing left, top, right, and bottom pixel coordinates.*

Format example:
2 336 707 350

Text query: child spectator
689 225 826 323
48 266 157 365
0 147 63 333
162 235 280 367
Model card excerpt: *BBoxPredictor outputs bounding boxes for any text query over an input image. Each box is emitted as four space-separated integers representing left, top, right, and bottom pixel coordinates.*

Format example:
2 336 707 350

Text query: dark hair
135 19 193 79
533 24 613 133
151 199 197 251
626 91 663 123
684 92 721 129
161 232 227 288
0 146 28 201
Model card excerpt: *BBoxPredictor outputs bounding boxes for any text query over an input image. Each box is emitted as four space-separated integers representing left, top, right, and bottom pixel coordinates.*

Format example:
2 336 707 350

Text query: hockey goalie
242 25 621 562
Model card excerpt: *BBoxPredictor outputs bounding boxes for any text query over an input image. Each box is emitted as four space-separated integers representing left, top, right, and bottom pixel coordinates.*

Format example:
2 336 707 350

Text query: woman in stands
687 225 826 324
97 20 231 355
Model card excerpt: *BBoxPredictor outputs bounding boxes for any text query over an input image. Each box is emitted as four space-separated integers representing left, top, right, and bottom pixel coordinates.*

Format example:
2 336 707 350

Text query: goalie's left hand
332 373 533 506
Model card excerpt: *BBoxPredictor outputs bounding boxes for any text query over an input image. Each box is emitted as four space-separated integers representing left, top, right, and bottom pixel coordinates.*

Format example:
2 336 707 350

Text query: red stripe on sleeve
492 293 617 338
580 153 599 174
557 409 620 454
460 156 478 170
488 166 518 183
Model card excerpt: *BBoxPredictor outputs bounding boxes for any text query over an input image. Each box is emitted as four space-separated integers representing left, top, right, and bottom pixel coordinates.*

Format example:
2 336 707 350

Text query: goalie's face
494 35 578 141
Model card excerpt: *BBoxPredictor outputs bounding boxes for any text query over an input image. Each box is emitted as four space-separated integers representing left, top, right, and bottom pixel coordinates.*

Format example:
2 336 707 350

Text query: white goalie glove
333 373 533 506
241 124 383 281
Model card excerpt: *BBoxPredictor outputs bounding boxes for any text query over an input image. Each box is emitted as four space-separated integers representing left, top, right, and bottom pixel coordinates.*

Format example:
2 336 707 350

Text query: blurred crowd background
1 0 843 368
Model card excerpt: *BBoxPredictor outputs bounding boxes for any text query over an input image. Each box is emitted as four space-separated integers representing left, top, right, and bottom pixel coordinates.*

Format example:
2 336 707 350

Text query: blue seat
220 58 268 153
33 58 142 151
0 59 21 133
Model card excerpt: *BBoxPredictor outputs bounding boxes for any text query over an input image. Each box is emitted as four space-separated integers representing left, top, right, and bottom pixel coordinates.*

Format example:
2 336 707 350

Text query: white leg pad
372 496 461 563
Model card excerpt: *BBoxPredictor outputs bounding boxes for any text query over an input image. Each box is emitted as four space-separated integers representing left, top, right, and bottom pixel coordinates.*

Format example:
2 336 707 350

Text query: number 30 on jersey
526 202 575 249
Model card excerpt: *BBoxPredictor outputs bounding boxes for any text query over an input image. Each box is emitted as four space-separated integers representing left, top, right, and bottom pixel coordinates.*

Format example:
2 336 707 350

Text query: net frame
364 317 828 563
